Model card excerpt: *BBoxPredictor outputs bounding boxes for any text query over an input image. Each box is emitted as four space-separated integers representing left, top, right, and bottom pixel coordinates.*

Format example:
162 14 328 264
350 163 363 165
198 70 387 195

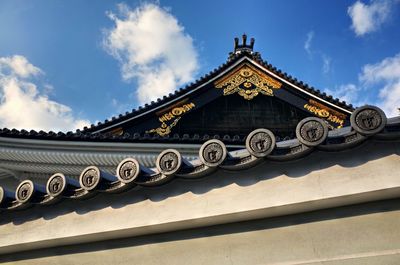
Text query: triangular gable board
89 38 353 142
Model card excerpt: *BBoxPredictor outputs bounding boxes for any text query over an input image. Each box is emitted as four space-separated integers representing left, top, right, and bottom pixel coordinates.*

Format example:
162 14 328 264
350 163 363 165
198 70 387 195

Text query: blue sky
0 0 399 131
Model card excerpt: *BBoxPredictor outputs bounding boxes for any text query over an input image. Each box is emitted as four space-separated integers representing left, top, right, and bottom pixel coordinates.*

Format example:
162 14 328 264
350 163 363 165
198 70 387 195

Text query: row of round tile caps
3 105 387 206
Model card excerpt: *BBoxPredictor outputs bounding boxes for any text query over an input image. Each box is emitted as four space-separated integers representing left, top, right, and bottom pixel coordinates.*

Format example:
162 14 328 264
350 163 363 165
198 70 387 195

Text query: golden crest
303 100 347 128
146 102 195 136
109 127 124 136
214 63 282 100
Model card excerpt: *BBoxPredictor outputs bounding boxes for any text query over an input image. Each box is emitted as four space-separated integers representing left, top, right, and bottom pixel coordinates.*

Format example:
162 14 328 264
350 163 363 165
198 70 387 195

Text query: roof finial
242 34 247 46
228 34 260 61
234 37 239 50
232 34 255 54
250 37 255 49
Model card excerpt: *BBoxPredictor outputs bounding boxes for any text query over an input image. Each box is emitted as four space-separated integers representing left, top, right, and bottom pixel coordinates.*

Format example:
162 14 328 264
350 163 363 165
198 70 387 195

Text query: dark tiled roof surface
0 127 298 144
1 106 398 213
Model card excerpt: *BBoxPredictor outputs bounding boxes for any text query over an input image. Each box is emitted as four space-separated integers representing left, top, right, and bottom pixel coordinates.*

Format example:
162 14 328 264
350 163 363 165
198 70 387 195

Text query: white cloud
359 53 400 116
0 55 42 78
324 54 400 116
104 3 199 104
303 31 332 75
347 0 393 36
325 84 364 106
360 53 400 83
304 31 314 56
378 82 400 116
0 55 89 131
322 55 331 74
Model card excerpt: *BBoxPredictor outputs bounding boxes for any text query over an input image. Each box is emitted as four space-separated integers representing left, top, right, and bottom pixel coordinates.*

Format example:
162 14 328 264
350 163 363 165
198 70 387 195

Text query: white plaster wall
0 140 399 263
1 199 400 265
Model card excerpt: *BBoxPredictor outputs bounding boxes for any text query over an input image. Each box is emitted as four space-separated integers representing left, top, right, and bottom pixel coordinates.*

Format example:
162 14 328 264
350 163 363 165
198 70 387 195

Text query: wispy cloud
304 31 314 56
347 0 395 36
322 55 331 75
0 55 89 131
103 3 199 105
303 31 332 75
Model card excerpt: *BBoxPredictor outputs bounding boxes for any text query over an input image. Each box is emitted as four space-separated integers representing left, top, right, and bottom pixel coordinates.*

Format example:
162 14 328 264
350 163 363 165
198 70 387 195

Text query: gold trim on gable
146 102 195 136
303 100 347 128
110 127 124 136
214 63 282 100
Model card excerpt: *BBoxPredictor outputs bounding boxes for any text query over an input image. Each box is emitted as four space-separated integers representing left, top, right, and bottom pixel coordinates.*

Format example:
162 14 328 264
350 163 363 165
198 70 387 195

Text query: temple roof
1 36 399 213
0 35 355 144
0 104 399 211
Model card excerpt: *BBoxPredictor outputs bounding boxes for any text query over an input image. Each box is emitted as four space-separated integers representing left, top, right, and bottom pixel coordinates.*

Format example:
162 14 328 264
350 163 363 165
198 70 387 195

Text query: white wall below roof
1 199 400 265
0 140 399 258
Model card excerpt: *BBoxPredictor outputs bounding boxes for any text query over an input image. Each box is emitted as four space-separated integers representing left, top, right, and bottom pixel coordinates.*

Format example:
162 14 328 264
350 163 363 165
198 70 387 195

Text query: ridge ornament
46 173 66 197
214 63 282 100
350 105 387 136
16 180 34 203
116 158 140 184
79 167 101 191
199 139 227 167
296 117 329 147
246 128 276 157
156 149 182 176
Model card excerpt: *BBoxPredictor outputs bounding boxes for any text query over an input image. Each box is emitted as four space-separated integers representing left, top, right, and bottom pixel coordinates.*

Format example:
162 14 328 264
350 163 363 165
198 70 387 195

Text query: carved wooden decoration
303 99 347 128
214 63 282 100
146 102 195 136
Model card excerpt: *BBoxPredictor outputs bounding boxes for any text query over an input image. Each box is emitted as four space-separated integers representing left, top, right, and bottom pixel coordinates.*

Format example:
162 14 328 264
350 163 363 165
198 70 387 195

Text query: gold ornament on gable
303 100 347 128
214 64 282 100
146 102 195 136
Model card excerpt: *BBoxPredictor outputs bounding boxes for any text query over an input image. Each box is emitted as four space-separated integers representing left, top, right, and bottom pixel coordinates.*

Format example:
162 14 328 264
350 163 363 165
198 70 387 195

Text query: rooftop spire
233 34 254 53
229 34 259 61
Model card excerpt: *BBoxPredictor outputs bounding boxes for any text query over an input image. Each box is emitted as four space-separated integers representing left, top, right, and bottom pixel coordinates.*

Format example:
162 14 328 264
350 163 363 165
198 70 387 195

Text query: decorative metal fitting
116 158 140 183
16 180 34 203
350 105 387 136
79 166 101 191
156 149 182 176
199 139 227 167
296 117 328 147
245 128 276 157
46 173 66 197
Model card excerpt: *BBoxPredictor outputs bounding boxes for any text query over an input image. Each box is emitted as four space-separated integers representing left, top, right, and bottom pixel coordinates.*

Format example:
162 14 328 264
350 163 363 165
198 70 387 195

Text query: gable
99 59 352 143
